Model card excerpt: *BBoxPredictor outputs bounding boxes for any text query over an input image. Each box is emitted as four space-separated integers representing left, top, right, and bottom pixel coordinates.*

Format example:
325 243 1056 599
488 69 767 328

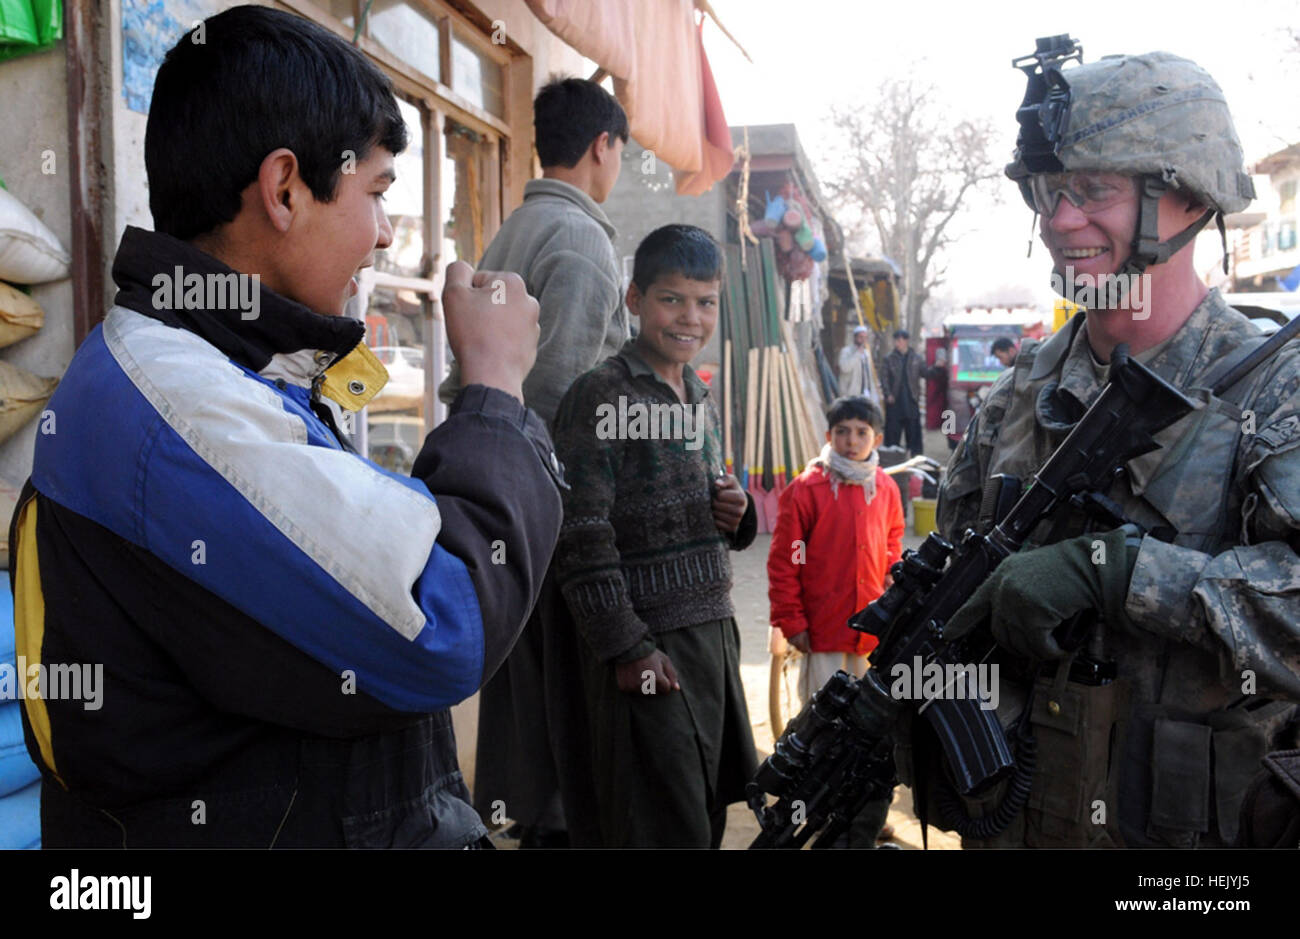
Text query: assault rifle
747 344 1197 848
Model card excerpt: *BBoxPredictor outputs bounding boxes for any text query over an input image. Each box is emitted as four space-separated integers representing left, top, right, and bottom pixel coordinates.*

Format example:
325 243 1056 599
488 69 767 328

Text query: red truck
926 309 1051 446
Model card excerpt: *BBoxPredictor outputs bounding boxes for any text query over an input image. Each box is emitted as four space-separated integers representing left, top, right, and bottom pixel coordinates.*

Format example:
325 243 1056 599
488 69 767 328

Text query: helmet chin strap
1117 175 1216 280
1046 175 1221 305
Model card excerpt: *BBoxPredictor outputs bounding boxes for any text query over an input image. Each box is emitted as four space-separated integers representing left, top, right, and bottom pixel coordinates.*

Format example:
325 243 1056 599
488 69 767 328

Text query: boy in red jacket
769 395 903 688
767 395 903 845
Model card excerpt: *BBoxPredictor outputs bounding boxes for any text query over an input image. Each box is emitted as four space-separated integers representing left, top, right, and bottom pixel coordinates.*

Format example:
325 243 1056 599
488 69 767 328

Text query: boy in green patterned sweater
552 224 758 847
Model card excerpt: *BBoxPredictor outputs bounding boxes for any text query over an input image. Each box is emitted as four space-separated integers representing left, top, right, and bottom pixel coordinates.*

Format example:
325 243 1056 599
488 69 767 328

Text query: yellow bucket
912 497 937 536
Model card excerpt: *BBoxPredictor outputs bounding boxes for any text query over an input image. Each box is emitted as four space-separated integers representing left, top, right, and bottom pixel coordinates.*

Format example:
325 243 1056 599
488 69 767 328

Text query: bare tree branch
823 79 1000 337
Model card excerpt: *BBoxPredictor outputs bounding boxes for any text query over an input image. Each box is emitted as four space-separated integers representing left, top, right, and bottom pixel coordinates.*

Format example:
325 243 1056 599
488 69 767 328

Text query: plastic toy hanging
748 182 827 282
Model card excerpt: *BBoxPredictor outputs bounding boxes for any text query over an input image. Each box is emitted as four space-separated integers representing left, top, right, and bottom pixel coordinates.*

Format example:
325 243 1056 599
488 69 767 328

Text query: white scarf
809 444 878 502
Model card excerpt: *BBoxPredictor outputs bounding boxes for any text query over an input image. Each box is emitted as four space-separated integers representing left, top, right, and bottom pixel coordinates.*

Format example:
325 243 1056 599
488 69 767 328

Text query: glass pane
363 284 428 470
368 0 441 83
445 122 486 263
361 100 431 461
451 29 504 117
955 337 1006 383
366 412 424 475
376 97 426 279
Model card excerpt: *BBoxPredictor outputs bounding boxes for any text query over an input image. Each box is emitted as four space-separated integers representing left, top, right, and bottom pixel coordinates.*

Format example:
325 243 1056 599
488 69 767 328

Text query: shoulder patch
1259 414 1300 449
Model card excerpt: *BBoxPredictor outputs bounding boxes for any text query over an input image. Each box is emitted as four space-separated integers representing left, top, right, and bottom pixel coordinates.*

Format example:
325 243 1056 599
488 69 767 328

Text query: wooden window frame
290 0 511 123
290 0 537 214
281 0 537 430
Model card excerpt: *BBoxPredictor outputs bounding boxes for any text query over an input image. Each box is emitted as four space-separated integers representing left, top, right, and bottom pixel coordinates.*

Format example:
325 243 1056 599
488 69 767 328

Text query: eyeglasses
1028 173 1136 217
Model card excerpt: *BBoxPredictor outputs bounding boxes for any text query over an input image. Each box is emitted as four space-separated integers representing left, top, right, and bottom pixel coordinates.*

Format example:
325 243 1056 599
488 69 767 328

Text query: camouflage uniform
932 293 1300 847
907 41 1300 848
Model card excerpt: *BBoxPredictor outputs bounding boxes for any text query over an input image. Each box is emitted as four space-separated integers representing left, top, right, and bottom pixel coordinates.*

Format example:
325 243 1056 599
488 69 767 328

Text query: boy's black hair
892 328 910 340
534 76 629 169
826 396 884 432
631 224 724 293
990 336 1017 354
145 6 408 241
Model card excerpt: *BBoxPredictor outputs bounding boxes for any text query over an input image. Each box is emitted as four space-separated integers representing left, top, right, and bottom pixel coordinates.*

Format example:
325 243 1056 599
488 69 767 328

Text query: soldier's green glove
943 527 1140 661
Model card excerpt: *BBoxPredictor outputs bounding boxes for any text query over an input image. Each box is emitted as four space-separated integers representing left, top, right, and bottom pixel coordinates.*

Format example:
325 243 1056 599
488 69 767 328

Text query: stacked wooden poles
721 242 825 533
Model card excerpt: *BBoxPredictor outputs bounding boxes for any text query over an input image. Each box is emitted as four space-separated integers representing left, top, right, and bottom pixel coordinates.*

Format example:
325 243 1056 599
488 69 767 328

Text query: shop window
363 284 428 474
367 0 442 84
378 97 428 279
451 28 504 117
358 97 433 469
293 0 511 434
1279 221 1297 253
306 1 508 128
445 122 486 263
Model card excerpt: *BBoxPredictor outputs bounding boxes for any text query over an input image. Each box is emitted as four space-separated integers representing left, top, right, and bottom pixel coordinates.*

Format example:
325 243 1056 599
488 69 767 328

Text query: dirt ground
451 427 961 850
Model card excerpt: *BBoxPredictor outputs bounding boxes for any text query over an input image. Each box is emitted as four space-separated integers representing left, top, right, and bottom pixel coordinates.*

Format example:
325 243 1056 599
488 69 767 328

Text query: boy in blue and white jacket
8 5 560 848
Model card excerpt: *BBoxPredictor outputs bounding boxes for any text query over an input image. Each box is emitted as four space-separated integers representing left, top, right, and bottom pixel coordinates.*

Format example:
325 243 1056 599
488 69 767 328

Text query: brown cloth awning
525 0 735 194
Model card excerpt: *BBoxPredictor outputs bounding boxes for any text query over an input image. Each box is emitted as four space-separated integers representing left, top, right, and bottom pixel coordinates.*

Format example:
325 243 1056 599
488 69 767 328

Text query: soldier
923 40 1300 848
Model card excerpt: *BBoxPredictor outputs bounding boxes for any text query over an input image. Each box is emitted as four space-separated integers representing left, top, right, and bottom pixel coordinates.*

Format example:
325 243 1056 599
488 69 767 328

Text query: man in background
881 328 924 456
838 324 873 396
990 336 1018 368
438 76 629 848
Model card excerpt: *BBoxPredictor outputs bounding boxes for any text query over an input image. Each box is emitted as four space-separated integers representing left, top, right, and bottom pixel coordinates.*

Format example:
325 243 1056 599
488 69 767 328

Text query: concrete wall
110 0 171 251
604 138 728 283
0 0 238 486
473 0 588 93
601 139 729 367
0 44 75 487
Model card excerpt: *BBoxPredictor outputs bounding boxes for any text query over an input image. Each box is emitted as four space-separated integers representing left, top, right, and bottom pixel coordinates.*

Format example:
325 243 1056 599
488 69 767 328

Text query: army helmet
1006 36 1255 274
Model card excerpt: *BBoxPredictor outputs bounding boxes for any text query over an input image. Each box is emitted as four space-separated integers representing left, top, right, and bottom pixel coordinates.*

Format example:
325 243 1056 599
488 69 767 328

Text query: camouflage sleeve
935 414 982 541
935 367 1017 541
1126 346 1300 701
